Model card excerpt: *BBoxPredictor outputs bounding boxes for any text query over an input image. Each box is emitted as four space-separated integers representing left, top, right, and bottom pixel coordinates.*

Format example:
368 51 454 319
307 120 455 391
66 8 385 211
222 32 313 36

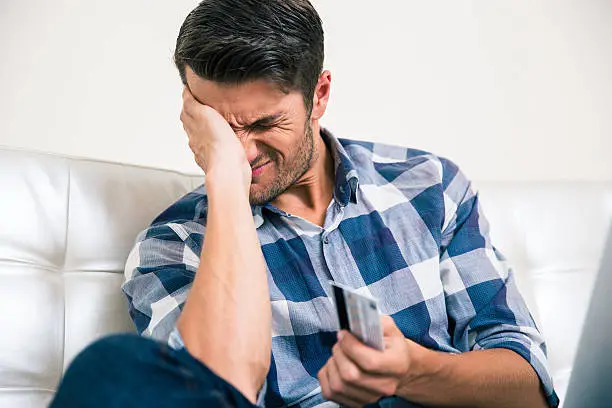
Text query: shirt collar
251 127 359 228
320 127 359 207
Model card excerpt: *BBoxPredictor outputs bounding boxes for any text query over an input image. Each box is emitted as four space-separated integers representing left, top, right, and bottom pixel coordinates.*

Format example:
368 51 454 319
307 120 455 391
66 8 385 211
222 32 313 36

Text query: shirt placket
321 201 349 289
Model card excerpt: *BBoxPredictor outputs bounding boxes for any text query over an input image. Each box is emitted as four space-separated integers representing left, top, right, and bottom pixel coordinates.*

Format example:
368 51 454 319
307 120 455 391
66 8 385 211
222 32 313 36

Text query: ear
310 70 331 121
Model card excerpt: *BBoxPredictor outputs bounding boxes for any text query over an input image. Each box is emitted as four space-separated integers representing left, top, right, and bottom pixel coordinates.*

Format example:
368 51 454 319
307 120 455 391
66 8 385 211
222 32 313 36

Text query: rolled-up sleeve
439 159 559 407
122 221 198 343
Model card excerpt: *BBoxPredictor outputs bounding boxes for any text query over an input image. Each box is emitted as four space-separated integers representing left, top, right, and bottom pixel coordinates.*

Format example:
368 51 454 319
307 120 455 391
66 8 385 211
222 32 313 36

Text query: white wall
1 0 611 181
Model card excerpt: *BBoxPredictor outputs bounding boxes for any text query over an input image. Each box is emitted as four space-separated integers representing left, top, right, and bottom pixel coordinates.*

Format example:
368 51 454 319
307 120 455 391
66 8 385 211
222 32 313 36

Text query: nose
238 132 259 164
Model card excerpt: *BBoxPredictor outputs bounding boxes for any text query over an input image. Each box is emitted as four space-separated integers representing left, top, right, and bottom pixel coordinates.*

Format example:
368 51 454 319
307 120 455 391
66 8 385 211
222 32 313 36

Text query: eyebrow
247 113 283 127
233 113 285 131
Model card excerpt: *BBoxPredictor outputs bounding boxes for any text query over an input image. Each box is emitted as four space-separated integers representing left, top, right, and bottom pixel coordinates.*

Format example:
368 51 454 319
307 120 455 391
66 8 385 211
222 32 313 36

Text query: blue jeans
51 333 425 408
50 334 256 408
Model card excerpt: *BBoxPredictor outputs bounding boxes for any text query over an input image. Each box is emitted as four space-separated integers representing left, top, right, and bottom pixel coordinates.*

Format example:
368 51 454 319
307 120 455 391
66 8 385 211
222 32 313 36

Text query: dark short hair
174 0 324 113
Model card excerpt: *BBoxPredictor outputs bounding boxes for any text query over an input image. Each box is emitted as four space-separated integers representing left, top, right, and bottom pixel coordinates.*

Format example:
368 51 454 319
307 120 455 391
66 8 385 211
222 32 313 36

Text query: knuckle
328 373 344 395
392 363 406 377
362 356 378 372
182 88 191 101
339 366 359 383
329 379 343 395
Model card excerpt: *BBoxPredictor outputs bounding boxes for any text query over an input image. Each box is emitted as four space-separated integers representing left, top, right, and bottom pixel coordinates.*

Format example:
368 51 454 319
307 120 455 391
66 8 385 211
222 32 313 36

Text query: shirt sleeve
438 158 559 408
123 220 269 406
122 221 197 343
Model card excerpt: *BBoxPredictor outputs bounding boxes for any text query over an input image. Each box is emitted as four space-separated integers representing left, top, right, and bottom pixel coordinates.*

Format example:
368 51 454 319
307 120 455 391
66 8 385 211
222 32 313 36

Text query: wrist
206 157 250 184
206 171 248 194
398 340 440 399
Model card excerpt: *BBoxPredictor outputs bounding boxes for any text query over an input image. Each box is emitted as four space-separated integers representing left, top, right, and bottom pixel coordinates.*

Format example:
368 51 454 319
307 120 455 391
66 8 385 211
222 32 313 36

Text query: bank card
329 281 384 351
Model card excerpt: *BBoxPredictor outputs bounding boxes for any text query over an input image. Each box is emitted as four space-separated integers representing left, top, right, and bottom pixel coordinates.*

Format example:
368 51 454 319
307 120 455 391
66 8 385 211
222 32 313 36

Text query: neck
271 125 335 226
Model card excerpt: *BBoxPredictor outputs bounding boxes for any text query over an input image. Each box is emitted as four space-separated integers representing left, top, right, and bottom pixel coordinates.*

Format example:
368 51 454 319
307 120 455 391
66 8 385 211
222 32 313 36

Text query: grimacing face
185 66 317 205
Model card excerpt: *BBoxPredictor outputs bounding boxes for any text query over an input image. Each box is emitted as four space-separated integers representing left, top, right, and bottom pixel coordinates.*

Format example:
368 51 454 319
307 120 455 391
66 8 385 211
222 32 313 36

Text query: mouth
251 161 271 177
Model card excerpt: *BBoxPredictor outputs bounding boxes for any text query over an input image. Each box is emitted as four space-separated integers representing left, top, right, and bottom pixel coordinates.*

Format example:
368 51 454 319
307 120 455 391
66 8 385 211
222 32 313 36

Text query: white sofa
1 147 610 407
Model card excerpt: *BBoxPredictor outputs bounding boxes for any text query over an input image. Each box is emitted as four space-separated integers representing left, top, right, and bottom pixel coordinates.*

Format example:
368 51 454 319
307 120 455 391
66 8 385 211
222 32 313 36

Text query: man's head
174 0 329 205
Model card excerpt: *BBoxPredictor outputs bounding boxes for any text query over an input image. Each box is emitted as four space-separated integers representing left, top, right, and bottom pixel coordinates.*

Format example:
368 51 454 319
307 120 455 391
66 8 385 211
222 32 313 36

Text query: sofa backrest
0 148 200 407
1 147 610 407
475 180 612 403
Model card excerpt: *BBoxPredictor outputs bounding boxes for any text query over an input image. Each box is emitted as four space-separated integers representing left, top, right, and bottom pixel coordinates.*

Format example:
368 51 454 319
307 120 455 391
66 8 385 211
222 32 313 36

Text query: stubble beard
249 123 317 206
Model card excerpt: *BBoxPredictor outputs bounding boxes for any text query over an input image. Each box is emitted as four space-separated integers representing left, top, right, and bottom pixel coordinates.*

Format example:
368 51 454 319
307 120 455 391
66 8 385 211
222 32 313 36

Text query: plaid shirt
123 129 558 407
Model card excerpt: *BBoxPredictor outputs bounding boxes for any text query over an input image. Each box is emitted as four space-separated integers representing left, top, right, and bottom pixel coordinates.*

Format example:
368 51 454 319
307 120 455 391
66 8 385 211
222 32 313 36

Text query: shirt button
323 236 330 244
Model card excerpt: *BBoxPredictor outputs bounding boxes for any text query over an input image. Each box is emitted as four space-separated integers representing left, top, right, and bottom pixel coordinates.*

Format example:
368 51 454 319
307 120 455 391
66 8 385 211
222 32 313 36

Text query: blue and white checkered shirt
123 129 558 407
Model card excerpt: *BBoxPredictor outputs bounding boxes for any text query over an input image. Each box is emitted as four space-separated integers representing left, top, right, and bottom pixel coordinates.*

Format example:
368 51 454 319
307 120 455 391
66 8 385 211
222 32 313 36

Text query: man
51 0 558 407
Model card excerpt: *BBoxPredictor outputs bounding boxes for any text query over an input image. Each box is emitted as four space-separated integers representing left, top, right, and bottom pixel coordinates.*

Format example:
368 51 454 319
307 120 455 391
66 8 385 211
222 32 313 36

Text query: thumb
381 315 401 337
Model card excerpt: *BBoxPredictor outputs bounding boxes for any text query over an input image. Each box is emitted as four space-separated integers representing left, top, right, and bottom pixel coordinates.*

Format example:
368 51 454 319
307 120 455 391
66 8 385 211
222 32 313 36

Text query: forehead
185 66 304 122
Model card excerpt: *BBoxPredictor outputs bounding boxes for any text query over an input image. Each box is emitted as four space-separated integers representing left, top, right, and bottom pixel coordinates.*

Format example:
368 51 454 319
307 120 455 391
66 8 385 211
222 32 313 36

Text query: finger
326 358 368 408
181 87 200 117
181 87 189 107
182 99 197 118
333 344 398 397
381 315 401 337
318 363 331 401
332 344 385 398
332 343 361 383
181 119 193 138
331 346 381 403
182 86 193 102
180 108 190 124
337 331 388 374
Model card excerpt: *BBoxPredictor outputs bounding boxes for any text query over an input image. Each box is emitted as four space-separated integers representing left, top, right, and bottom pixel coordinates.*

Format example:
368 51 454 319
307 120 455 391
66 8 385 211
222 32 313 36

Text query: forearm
398 346 547 408
177 172 271 403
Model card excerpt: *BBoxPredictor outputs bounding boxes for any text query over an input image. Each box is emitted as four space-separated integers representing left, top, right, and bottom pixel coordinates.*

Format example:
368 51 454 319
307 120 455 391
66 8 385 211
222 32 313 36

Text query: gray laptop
563 230 612 407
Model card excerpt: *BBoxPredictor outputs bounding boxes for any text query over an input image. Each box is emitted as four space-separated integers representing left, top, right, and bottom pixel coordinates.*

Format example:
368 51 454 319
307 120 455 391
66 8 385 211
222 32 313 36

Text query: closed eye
246 123 275 133
232 113 289 134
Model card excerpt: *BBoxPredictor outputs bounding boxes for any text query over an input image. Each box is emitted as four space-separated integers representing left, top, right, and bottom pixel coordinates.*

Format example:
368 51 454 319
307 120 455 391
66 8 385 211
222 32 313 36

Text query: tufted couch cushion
0 147 610 407
0 148 201 407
